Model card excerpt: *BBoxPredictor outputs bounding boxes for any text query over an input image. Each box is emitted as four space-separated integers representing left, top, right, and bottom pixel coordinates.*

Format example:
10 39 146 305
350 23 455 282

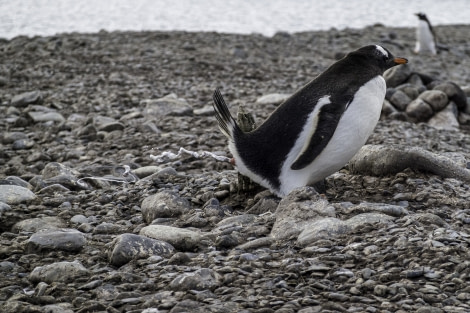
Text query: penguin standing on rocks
213 45 408 197
414 12 437 55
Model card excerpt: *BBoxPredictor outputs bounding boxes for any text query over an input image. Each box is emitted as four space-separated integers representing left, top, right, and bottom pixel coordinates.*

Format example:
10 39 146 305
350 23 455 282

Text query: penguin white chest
415 20 436 54
278 76 385 196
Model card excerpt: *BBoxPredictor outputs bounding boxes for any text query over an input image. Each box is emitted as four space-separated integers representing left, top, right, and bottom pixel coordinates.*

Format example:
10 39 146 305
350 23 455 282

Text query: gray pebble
0 185 36 205
29 260 89 284
141 190 191 222
10 90 43 107
140 225 203 251
419 90 449 112
169 268 221 291
142 93 193 116
406 98 434 121
389 90 412 111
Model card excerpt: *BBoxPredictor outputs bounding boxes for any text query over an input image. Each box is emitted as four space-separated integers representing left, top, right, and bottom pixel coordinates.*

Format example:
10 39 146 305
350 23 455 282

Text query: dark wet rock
29 261 89 284
0 185 36 204
140 225 203 251
108 233 175 267
10 90 43 107
26 228 86 253
141 190 191 222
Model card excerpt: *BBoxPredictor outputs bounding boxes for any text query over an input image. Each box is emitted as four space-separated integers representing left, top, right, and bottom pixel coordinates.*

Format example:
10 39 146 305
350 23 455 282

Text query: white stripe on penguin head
375 45 388 57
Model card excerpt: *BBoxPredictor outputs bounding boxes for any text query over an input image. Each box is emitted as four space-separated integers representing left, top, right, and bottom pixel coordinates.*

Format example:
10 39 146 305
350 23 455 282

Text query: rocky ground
1 24 470 313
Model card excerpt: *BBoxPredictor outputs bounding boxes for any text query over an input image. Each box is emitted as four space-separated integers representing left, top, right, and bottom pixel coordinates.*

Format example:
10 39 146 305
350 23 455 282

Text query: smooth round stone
12 216 66 233
26 228 86 253
433 81 467 110
406 98 434 121
0 185 36 205
11 138 35 150
418 90 449 112
389 89 412 111
29 261 89 284
108 233 175 267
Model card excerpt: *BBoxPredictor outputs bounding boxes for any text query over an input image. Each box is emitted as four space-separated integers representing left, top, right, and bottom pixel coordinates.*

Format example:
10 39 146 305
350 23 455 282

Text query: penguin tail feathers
212 88 240 140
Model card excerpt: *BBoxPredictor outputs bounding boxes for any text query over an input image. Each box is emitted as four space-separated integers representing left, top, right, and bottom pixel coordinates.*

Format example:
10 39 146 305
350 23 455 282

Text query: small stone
0 185 36 204
2 132 27 144
194 105 214 116
12 138 35 150
10 90 43 107
396 83 420 100
132 166 162 179
26 228 86 253
29 261 89 284
419 90 449 112
108 233 175 267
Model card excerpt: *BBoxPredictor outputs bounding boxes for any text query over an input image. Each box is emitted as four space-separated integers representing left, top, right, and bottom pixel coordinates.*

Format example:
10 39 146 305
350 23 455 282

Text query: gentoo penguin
414 12 437 55
212 45 407 197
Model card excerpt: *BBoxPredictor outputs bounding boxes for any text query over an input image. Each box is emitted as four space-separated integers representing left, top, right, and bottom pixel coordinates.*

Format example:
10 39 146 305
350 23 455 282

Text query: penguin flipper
291 100 348 170
212 89 239 140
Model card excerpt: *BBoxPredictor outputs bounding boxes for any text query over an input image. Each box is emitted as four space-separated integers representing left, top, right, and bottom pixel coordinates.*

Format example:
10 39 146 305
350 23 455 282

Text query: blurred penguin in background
414 12 437 55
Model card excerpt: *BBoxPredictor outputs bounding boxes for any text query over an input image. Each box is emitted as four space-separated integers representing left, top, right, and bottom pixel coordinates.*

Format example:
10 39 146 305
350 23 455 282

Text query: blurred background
1 0 469 39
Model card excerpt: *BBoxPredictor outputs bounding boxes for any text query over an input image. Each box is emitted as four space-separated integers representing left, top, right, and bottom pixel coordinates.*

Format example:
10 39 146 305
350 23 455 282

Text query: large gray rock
108 233 175 267
271 187 335 241
141 191 191 223
26 228 86 253
140 225 203 251
29 261 89 284
0 185 36 205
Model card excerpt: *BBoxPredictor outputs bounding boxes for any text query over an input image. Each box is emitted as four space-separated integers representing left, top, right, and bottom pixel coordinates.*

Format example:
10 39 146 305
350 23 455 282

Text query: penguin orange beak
394 57 408 65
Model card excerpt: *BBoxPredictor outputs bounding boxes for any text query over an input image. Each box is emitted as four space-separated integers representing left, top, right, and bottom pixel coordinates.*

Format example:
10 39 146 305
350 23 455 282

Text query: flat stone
0 185 36 205
26 228 86 253
297 217 350 246
29 261 89 284
12 216 66 233
108 233 175 267
27 111 65 123
142 93 193 116
140 225 202 251
10 90 43 107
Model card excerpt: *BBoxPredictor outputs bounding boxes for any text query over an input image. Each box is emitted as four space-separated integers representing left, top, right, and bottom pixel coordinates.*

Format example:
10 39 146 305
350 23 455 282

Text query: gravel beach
1 24 470 313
